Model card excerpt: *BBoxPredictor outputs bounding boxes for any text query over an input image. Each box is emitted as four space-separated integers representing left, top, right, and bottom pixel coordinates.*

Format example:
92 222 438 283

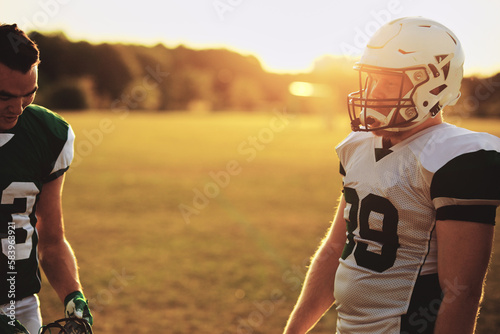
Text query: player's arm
434 219 494 334
283 194 347 334
36 174 82 302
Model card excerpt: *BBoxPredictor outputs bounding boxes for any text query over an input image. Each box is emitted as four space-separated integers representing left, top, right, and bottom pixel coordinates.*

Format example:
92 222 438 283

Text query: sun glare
289 82 315 97
289 81 331 97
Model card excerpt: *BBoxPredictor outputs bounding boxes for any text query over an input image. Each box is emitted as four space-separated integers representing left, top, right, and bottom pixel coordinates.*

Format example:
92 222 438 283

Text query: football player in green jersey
0 24 92 333
284 17 500 334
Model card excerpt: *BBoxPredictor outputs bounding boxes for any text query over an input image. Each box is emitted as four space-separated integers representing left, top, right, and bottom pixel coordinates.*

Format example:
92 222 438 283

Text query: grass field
36 110 500 333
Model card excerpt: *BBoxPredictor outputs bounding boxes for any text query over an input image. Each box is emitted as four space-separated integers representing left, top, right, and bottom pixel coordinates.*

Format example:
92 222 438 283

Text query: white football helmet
347 17 465 132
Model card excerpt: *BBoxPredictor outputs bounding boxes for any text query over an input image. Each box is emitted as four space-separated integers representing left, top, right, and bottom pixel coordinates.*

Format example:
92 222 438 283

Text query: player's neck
382 114 443 148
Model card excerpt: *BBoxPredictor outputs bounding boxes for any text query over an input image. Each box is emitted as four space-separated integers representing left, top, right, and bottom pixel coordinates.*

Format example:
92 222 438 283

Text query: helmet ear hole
430 102 441 116
430 84 447 95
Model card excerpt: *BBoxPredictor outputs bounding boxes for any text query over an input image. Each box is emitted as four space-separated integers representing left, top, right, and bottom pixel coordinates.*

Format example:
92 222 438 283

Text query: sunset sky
3 0 500 76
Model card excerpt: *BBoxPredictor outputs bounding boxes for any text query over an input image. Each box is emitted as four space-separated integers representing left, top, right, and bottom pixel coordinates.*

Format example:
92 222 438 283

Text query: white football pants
1 295 42 334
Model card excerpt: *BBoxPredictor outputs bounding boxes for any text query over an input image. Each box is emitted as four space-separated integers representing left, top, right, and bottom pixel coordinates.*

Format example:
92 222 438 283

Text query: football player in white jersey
284 17 500 334
0 24 92 333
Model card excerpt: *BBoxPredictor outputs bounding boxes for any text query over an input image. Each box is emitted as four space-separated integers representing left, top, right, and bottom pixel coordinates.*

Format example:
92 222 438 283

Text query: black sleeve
431 150 500 225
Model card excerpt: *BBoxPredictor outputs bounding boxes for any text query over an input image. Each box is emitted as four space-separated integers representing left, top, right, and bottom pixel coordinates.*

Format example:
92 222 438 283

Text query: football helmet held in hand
39 318 93 334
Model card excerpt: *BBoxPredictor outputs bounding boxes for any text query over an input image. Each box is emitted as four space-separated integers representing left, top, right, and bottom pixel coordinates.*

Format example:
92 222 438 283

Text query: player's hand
64 291 93 326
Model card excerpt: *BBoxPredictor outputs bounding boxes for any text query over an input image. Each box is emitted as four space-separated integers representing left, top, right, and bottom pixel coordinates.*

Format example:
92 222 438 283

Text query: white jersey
334 123 500 333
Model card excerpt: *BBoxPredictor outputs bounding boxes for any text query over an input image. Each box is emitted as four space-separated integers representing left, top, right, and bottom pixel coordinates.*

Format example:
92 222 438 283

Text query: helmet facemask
348 65 430 132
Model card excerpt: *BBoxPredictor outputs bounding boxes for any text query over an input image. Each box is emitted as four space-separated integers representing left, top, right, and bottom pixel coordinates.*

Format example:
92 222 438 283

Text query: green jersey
0 105 74 305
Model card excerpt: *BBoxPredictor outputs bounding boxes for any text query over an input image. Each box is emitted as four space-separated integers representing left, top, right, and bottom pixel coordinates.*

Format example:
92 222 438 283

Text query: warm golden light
289 81 331 97
289 82 315 97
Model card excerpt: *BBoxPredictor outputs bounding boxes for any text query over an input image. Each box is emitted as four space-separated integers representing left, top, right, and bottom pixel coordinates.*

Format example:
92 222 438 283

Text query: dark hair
0 23 40 73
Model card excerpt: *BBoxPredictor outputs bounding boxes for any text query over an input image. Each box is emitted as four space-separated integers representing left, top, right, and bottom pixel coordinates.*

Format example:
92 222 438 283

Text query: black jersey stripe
431 150 500 201
400 273 442 334
436 205 497 225
340 162 346 176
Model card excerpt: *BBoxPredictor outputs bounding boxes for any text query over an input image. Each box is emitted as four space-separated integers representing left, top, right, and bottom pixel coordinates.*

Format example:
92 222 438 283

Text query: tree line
30 31 499 118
